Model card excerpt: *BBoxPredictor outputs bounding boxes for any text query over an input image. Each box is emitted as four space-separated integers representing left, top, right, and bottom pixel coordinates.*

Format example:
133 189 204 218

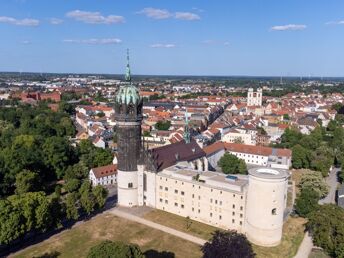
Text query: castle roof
149 140 206 172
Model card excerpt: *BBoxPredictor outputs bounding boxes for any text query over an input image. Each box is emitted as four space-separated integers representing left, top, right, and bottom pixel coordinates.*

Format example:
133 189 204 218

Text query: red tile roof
91 164 117 179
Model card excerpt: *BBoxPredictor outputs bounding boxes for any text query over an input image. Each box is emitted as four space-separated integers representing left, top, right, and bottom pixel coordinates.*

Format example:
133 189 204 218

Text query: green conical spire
183 108 191 143
125 48 131 82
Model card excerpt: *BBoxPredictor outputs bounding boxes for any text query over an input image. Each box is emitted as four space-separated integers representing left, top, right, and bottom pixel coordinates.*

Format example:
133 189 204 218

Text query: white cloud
50 18 63 25
138 8 200 21
0 16 39 26
150 43 176 48
66 10 124 24
192 7 204 13
326 20 344 25
270 24 307 31
175 12 200 21
63 38 122 45
21 40 31 44
137 8 172 19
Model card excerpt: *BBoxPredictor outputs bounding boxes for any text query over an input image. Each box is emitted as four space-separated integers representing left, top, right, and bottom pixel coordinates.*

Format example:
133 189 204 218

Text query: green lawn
12 213 202 258
143 209 218 240
309 249 330 258
144 209 306 258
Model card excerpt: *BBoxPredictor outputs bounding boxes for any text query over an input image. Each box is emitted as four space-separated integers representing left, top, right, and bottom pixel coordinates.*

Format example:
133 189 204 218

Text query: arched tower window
272 208 277 215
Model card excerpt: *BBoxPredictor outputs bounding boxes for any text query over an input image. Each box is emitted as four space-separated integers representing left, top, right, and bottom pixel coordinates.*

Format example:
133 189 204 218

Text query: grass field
143 209 218 240
253 217 307 258
144 209 306 258
309 249 330 258
11 213 202 258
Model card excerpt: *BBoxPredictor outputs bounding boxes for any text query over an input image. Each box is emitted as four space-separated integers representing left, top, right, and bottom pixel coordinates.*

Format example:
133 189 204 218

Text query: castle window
181 191 185 196
192 207 194 212
219 215 222 220
240 206 243 211
210 213 213 217
159 198 163 203
181 204 184 209
165 187 168 191
128 183 133 188
159 186 163 190
174 202 178 207
175 189 178 194
272 208 277 215
165 200 168 204
240 221 243 226
233 204 235 209
192 194 195 198
232 219 235 223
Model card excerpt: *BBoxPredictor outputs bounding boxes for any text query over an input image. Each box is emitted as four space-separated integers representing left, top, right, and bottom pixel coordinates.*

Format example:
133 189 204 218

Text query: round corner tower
245 167 289 247
114 50 143 207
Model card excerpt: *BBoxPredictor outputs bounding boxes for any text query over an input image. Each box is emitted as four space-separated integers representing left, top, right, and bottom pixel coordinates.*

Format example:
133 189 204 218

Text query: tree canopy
307 204 344 258
201 230 255 258
218 153 247 174
87 240 144 258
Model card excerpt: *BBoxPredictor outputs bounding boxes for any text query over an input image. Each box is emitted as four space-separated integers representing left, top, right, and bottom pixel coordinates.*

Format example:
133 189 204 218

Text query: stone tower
114 50 143 207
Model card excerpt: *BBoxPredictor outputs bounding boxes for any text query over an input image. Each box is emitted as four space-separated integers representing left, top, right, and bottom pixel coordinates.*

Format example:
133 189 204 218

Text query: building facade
247 88 263 107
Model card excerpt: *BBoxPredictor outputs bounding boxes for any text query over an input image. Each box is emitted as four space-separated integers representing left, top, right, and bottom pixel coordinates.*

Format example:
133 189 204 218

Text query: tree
218 153 247 175
292 145 310 169
155 120 171 131
294 188 319 217
283 114 290 120
43 136 75 179
15 170 40 194
299 171 329 199
0 199 26 244
87 240 144 258
64 178 81 193
310 144 334 176
79 181 96 215
307 204 344 257
93 185 108 209
66 192 79 220
201 230 255 258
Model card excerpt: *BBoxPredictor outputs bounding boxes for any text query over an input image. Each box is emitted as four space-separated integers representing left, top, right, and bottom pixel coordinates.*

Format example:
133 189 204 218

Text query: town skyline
1 0 344 76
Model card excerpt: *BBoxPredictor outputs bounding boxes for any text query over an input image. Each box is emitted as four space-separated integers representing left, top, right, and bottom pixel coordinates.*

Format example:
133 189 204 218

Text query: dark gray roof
148 139 206 172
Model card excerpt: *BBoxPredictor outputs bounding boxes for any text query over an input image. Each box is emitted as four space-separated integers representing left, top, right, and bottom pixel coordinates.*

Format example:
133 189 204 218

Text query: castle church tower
114 50 143 207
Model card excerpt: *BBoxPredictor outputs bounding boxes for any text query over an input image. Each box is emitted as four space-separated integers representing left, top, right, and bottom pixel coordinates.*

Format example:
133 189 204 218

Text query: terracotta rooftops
91 164 117 179
203 141 292 158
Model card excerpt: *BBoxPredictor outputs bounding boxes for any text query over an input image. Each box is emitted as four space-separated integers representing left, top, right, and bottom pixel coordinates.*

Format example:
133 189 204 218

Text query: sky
0 0 344 77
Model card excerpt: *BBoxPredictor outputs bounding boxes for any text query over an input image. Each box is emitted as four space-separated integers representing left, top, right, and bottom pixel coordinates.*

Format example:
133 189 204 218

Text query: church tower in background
114 50 143 207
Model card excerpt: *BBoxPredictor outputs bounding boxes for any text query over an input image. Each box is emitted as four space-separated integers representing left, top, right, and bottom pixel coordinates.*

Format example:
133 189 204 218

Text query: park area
11 212 202 258
11 208 306 258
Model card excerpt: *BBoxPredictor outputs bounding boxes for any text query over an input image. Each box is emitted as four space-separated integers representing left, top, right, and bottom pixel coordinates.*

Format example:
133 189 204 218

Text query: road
294 167 339 258
319 167 340 204
108 208 206 246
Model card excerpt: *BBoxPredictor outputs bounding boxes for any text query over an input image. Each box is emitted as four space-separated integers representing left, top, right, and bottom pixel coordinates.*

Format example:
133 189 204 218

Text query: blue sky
0 0 344 76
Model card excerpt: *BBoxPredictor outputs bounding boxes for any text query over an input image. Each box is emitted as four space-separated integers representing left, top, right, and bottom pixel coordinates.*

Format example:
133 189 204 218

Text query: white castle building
247 88 263 106
114 53 290 247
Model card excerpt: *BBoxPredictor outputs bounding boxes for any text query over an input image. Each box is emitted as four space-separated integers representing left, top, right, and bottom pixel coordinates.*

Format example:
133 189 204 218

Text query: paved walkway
294 232 313 258
108 208 206 246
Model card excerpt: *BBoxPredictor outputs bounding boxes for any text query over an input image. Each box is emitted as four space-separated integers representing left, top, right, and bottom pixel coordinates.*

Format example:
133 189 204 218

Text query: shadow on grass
144 249 175 258
33 251 61 258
